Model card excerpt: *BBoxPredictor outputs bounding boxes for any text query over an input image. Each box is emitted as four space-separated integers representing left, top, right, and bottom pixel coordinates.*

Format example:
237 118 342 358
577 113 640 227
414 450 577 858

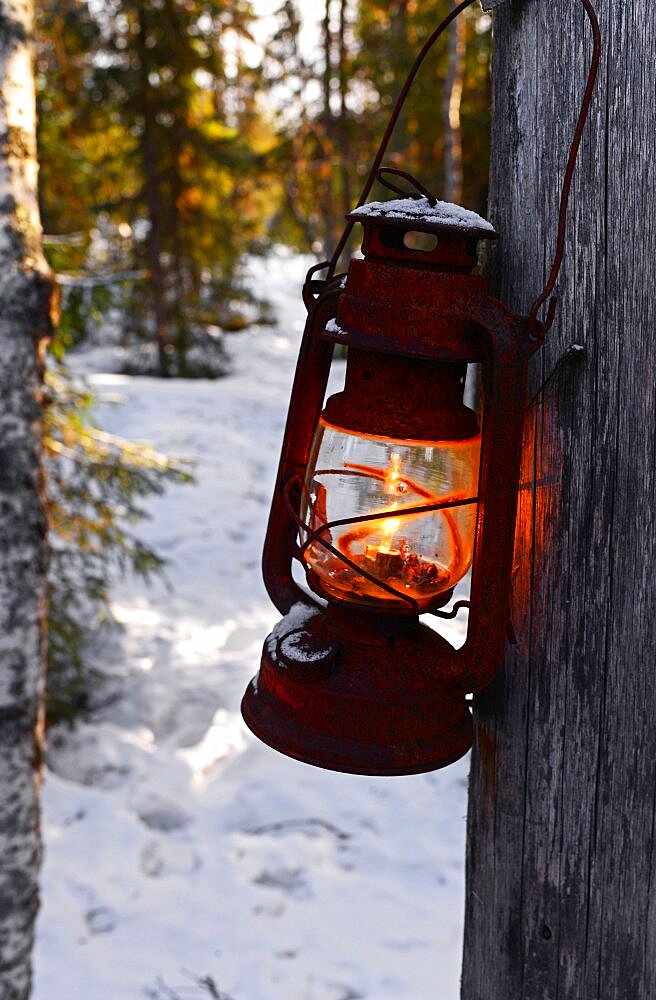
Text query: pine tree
44 366 193 722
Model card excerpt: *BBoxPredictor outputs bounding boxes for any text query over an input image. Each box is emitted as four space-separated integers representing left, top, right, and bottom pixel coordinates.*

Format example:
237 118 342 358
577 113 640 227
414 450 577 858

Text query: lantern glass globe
301 417 481 611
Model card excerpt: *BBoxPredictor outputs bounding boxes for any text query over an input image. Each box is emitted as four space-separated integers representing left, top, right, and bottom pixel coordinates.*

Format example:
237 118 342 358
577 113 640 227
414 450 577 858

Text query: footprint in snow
131 791 191 832
85 906 116 935
140 838 201 878
47 725 143 790
253 866 310 900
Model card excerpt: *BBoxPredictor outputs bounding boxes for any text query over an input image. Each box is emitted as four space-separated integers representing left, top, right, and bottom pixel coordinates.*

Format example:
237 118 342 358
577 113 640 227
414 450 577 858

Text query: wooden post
0 2 54 996
462 1 656 997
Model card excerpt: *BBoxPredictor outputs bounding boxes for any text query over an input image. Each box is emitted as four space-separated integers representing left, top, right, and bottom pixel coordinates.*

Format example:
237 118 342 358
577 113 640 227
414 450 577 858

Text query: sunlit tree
0 1 56 995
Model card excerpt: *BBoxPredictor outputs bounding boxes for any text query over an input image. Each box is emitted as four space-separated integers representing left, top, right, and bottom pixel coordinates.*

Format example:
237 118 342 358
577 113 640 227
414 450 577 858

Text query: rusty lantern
241 0 600 775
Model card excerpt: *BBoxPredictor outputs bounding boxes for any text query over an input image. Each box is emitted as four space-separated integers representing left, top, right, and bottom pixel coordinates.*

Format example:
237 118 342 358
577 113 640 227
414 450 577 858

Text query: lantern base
241 604 472 776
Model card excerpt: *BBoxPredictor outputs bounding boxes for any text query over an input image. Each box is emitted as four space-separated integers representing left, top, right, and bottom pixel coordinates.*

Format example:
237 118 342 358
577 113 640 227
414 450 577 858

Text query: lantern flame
378 453 404 552
379 510 401 553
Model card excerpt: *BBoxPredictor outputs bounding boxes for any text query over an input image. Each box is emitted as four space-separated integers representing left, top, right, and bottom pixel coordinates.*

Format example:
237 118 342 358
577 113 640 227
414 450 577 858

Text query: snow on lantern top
349 195 496 239
347 194 496 272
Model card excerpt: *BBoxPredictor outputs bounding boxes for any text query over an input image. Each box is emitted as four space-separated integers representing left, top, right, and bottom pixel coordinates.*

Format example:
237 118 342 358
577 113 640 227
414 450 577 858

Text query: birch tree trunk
462 1 656 997
0 2 53 997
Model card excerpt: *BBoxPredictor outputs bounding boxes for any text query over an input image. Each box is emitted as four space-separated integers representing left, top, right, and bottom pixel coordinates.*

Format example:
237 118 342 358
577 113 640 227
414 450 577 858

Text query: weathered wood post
0 2 54 997
462 1 656 997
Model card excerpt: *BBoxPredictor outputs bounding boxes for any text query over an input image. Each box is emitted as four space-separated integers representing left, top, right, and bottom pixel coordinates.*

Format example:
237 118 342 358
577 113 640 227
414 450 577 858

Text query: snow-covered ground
33 250 469 1000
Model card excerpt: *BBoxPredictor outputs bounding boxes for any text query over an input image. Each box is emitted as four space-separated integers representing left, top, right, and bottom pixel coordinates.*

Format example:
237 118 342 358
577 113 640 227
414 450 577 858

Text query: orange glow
333 452 470 600
302 420 480 611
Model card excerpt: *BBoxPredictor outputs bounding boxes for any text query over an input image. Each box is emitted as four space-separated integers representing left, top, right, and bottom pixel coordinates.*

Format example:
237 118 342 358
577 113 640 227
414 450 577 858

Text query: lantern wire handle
527 0 601 336
327 0 602 341
327 0 475 279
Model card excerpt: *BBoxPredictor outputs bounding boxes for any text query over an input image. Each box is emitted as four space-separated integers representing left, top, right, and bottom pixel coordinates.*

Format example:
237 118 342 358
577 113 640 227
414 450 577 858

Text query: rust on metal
244 206 539 773
240 0 601 775
241 605 474 777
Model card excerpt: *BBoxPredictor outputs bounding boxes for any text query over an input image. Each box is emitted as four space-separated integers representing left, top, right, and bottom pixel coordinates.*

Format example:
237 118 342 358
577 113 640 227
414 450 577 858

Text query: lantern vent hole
403 231 439 252
377 226 441 254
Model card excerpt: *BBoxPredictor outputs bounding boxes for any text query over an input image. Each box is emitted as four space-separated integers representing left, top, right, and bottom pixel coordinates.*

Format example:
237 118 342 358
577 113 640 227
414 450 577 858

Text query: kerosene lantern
241 0 600 775
241 179 530 775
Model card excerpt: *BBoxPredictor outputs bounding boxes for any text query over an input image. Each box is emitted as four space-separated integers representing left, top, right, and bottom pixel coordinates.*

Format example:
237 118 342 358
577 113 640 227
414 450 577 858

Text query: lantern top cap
349 196 496 240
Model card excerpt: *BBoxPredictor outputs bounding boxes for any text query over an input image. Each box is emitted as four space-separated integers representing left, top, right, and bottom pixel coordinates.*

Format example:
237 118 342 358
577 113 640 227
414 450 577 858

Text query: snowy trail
34 251 469 1000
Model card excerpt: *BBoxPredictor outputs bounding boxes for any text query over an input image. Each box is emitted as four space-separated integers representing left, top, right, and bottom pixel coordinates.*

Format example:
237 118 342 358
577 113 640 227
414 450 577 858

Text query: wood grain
462 0 656 997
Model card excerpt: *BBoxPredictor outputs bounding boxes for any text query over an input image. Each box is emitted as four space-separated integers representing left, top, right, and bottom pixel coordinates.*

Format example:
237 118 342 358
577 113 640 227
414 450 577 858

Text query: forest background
38 0 493 719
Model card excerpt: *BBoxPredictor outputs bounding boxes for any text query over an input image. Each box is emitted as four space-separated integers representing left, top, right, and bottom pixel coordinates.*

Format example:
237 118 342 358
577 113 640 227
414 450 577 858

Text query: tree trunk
463 2 656 998
322 0 333 117
170 120 189 373
136 7 169 377
143 129 169 376
337 0 352 224
321 0 337 252
390 0 409 165
0 2 54 997
442 3 465 204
